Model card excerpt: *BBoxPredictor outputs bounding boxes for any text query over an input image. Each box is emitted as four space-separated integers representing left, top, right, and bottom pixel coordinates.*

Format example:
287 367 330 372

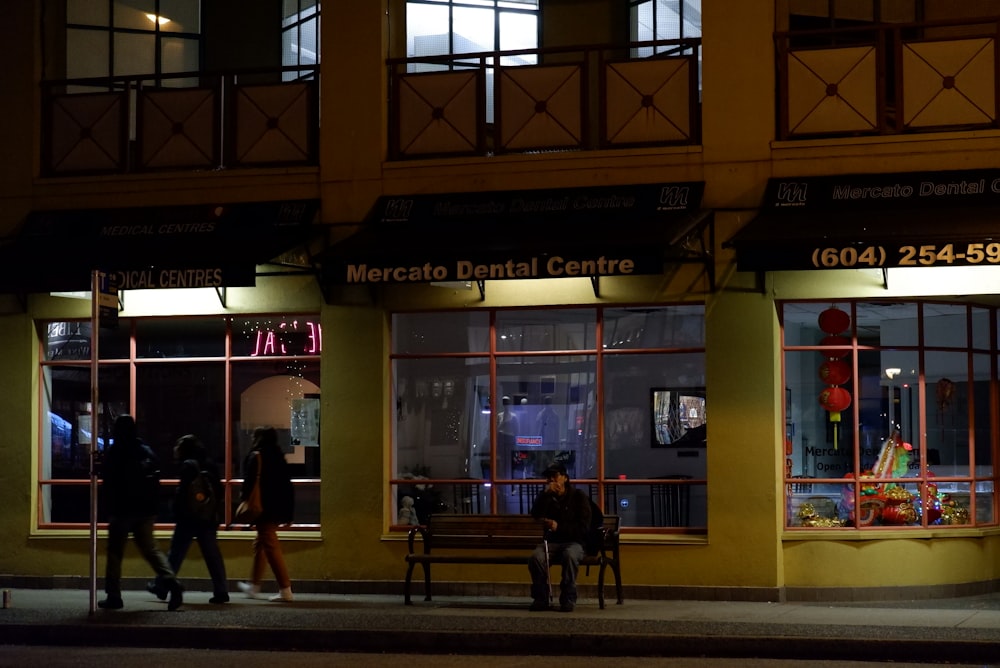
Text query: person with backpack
237 426 295 602
147 434 230 604
99 414 183 611
528 463 591 613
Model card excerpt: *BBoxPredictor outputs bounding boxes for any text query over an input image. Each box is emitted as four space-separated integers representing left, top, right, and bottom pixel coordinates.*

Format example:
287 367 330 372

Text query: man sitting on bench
528 463 591 613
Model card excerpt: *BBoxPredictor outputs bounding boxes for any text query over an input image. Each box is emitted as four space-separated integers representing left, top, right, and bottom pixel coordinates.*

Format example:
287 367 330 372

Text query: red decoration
818 359 851 385
819 335 850 358
818 386 851 412
818 307 851 334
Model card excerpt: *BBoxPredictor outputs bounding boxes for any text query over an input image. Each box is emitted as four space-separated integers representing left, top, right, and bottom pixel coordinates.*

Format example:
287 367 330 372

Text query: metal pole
543 537 552 602
88 270 101 614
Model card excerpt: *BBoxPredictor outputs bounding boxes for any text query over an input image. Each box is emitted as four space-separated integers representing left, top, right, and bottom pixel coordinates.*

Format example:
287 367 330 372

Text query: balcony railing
40 66 319 176
776 16 1000 140
386 39 702 160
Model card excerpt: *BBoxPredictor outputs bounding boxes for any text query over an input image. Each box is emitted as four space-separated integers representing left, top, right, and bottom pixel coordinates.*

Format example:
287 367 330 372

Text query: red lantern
819 335 850 358
818 359 851 385
818 307 851 335
818 386 851 412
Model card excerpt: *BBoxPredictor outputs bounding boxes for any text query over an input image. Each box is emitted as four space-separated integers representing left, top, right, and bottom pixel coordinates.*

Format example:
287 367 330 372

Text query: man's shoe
559 601 575 613
529 599 549 611
97 596 123 610
209 593 230 604
237 581 260 599
167 582 184 611
146 580 167 601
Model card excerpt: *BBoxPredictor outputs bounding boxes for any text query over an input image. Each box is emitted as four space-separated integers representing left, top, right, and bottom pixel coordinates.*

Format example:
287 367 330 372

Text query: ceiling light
146 13 170 25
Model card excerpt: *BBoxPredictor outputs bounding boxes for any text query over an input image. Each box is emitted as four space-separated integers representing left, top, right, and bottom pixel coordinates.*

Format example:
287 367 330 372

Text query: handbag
234 452 263 524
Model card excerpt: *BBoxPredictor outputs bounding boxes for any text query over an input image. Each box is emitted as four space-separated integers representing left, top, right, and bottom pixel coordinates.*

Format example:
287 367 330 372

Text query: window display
38 315 321 529
390 305 707 530
781 301 995 529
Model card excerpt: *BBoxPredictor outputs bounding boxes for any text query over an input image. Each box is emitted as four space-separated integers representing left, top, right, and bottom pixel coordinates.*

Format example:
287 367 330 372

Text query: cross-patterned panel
46 92 126 174
786 46 878 136
605 58 693 146
139 88 218 170
902 37 996 129
233 81 315 166
395 70 482 158
497 64 582 152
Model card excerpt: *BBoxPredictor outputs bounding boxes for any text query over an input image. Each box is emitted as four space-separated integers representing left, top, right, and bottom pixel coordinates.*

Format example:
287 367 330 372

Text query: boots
269 586 293 602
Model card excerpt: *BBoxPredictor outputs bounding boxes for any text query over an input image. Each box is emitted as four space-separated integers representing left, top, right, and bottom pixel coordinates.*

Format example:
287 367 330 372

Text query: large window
282 0 320 81
390 306 706 531
65 0 201 87
406 0 539 121
630 0 702 55
782 301 997 530
39 315 322 529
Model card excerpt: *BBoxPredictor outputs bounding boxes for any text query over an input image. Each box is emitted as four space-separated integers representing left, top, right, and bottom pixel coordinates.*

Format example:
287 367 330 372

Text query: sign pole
88 270 101 614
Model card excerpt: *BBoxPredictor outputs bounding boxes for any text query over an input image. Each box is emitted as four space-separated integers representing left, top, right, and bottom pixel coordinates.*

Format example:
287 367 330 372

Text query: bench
404 513 623 609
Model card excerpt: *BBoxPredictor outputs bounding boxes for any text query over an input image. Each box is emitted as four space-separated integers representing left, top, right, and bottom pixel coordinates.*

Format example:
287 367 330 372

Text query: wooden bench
404 513 623 609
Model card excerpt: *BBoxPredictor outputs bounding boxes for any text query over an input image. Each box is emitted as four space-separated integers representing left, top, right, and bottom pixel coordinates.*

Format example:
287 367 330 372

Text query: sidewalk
1 586 999 663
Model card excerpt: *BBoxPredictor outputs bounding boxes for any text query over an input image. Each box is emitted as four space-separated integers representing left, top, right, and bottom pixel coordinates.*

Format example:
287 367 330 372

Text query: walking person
528 463 591 612
237 426 295 602
148 434 230 604
99 414 183 610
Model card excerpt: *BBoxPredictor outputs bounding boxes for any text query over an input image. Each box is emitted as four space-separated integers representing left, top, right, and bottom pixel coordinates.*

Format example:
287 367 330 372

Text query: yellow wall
3 0 1000 597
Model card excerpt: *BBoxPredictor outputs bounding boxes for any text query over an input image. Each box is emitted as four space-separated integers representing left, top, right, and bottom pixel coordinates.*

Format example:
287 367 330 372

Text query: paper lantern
819 335 850 358
818 359 851 385
818 307 851 334
818 386 851 412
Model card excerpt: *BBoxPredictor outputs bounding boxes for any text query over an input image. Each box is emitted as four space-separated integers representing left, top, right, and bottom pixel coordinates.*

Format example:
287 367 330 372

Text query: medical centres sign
329 182 706 285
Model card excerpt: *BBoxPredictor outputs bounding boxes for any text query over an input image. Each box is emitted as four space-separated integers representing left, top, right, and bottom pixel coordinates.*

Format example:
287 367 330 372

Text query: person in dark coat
148 434 229 604
528 463 591 613
237 426 295 602
99 414 183 610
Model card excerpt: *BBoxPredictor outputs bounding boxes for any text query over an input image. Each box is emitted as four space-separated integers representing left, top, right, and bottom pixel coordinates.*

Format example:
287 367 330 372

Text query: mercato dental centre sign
333 183 704 285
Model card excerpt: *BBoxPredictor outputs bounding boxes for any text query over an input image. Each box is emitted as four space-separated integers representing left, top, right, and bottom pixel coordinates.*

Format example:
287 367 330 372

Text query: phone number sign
768 241 1000 271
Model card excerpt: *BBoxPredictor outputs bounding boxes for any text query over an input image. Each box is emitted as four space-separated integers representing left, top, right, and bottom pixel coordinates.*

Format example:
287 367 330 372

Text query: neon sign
250 320 322 357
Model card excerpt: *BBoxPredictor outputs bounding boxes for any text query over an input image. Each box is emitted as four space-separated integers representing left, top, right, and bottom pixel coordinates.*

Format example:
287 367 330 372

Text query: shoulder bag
234 452 263 524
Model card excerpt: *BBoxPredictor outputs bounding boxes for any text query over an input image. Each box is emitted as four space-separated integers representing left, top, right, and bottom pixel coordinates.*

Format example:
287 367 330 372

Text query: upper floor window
630 0 702 55
65 0 201 86
282 0 320 81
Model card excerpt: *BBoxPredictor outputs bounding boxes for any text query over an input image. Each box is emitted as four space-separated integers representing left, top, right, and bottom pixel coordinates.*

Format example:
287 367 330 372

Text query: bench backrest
421 513 621 553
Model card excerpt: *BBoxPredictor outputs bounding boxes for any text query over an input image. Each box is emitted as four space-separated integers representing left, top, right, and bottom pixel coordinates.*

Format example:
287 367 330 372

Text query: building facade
1 0 999 602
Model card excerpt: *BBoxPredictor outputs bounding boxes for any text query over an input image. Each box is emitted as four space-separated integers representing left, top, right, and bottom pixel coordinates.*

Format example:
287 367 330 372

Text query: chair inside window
518 483 545 513
453 481 482 514
651 475 692 527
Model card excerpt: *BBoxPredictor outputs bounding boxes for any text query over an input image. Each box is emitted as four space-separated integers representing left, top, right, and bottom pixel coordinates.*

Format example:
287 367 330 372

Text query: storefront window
782 301 997 530
38 314 321 529
390 305 707 531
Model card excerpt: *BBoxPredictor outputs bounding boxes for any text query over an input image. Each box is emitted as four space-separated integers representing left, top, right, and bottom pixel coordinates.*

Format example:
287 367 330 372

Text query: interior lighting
145 14 171 25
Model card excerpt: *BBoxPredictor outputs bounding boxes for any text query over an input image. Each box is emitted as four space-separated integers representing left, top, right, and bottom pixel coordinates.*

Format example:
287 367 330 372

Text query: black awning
318 183 711 286
726 170 1000 272
0 199 320 293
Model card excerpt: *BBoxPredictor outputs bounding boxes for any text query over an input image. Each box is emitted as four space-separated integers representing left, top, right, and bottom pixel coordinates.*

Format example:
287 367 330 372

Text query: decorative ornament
817 307 852 450
818 359 852 385
818 306 851 335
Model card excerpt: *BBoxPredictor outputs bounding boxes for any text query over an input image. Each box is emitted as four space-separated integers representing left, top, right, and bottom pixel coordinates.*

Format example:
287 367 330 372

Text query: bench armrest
407 525 429 553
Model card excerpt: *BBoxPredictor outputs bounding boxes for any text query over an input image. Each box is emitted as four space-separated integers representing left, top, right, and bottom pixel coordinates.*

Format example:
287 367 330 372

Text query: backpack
585 497 605 556
184 461 218 522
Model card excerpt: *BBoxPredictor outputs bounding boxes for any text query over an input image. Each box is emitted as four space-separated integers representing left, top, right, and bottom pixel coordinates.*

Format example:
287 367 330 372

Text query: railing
775 16 1000 140
386 39 702 160
40 66 319 176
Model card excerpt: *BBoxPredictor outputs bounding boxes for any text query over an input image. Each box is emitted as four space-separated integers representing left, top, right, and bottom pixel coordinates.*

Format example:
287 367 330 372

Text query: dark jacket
242 446 294 524
101 438 160 518
530 482 591 545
